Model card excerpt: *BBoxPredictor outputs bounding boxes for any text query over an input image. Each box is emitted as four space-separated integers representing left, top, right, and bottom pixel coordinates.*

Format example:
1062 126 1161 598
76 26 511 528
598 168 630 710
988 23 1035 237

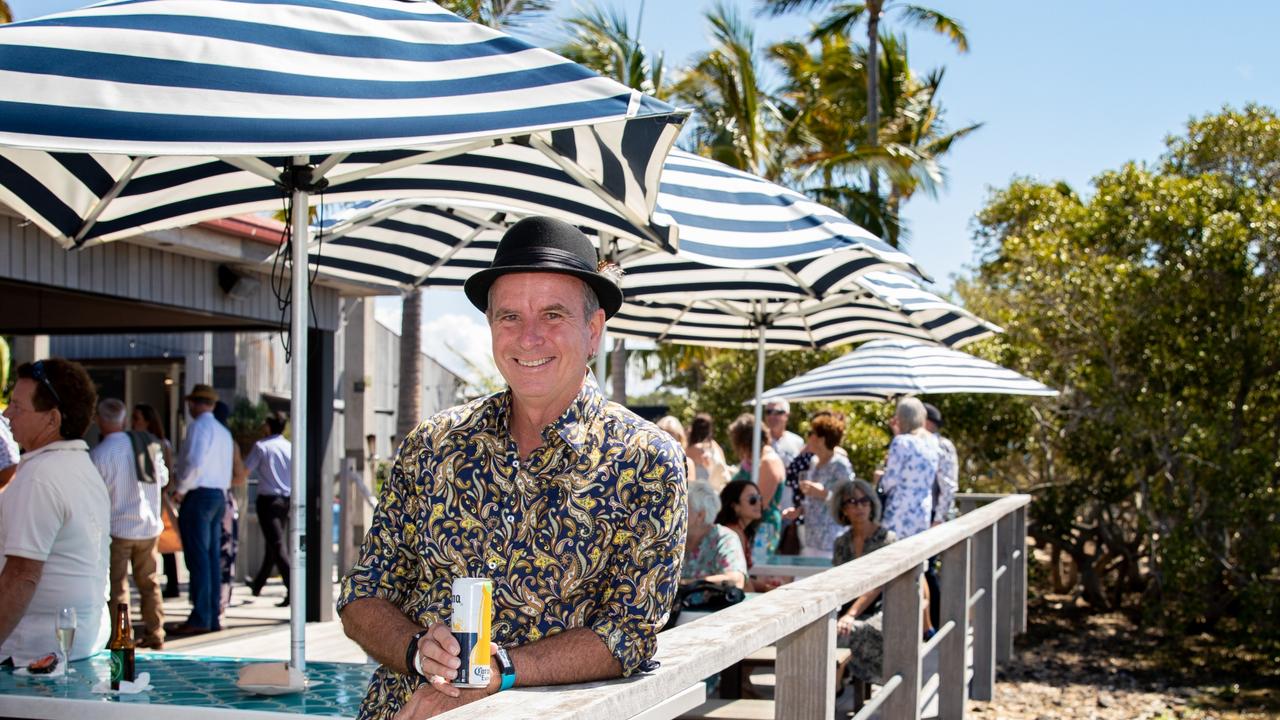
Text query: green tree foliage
957 105 1280 641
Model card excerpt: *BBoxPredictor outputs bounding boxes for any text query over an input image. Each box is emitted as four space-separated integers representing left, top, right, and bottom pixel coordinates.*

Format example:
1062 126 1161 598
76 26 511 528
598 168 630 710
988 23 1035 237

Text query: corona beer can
450 578 493 688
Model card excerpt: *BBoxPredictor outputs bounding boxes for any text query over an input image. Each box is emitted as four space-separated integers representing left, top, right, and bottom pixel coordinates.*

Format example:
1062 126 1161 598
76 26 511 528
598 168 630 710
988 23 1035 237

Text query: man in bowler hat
338 217 688 719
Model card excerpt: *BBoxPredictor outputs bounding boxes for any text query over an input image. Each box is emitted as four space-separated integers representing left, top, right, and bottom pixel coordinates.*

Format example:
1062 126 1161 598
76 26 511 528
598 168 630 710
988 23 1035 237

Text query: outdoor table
0 652 376 719
751 553 833 578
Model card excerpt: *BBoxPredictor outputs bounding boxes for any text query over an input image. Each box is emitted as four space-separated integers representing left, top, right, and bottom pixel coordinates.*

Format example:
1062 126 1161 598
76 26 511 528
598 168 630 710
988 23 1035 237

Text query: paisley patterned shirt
337 377 687 720
879 432 941 540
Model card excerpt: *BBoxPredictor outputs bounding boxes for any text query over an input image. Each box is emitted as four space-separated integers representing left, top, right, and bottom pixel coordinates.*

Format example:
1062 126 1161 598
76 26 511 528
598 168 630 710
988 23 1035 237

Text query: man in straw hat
338 217 688 719
168 383 233 637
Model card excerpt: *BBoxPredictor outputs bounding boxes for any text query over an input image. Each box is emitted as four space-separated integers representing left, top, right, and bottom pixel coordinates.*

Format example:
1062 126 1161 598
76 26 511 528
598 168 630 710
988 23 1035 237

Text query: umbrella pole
288 162 310 676
750 331 766 486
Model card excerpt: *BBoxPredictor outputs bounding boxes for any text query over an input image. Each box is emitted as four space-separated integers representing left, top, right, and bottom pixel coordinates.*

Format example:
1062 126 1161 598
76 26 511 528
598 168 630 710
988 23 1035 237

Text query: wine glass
55 607 76 683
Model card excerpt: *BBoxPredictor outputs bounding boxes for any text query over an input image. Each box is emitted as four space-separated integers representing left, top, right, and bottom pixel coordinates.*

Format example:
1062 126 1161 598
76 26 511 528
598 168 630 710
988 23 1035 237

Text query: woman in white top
0 359 111 665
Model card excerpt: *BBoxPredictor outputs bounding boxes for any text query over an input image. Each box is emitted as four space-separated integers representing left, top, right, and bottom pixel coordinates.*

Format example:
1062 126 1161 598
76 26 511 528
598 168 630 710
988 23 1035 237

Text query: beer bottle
107 602 135 690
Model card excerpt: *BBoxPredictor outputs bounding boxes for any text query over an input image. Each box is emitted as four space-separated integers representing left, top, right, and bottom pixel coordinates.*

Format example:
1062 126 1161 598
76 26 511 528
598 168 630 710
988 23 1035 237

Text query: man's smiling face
487 272 603 415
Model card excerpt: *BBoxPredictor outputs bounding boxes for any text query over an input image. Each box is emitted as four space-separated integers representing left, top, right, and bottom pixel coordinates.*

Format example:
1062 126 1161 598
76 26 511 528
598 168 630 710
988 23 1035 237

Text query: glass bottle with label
107 603 135 690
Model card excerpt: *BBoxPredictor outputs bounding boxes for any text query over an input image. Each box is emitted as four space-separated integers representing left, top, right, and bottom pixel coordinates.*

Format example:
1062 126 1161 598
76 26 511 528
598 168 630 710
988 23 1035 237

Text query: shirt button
487 559 498 570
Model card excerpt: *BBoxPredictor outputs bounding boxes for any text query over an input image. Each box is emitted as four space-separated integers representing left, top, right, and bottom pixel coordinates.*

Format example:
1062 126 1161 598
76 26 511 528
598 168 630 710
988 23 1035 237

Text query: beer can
450 578 493 688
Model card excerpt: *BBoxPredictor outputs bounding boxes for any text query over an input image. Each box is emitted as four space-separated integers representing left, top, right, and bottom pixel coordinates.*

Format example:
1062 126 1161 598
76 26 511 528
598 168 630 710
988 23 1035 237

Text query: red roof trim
200 215 287 246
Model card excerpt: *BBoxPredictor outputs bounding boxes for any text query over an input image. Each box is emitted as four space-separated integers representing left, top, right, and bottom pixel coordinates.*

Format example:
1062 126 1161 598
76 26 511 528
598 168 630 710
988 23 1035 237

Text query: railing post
776 612 836 720
938 538 970 720
1013 505 1028 634
996 514 1015 663
971 525 996 701
882 564 923 719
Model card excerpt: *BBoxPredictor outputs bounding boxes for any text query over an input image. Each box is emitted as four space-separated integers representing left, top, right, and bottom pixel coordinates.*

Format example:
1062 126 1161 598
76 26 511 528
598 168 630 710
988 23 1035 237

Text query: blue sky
12 0 1280 381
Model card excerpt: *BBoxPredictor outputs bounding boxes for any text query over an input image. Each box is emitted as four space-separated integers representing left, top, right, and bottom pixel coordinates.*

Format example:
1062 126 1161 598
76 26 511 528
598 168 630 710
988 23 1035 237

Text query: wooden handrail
441 494 1031 720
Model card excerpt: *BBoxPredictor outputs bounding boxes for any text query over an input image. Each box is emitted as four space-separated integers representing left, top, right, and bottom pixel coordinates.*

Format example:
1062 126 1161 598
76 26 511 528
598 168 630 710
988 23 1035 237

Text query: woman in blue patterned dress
877 397 941 637
787 412 853 556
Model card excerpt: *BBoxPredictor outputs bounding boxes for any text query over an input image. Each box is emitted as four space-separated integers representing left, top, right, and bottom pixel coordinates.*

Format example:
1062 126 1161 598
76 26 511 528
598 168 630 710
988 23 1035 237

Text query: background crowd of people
0 358 292 666
660 394 960 688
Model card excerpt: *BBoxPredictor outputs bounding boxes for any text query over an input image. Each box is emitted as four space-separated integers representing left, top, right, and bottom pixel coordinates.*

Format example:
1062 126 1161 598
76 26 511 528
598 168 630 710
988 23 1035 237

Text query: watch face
495 646 514 674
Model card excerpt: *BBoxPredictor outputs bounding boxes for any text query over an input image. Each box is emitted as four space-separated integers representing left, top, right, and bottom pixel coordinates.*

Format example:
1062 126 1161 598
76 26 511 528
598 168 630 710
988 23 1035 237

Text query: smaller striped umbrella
760 337 1058 403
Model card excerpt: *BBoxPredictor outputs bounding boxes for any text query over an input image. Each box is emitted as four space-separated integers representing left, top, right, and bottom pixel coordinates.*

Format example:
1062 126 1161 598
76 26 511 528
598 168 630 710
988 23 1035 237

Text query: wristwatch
494 645 516 692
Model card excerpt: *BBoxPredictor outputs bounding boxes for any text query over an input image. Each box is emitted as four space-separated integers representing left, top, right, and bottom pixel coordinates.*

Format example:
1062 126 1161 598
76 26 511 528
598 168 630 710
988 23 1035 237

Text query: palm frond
897 5 969 52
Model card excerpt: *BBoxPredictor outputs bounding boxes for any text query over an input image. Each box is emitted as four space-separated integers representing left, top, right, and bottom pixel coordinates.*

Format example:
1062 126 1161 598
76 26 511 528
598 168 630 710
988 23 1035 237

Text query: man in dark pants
171 385 233 636
245 412 291 607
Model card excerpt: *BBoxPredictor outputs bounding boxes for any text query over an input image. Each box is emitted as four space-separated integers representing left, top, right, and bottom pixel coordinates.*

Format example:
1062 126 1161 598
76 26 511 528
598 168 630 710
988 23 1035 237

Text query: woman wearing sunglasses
829 479 897 687
715 479 763 576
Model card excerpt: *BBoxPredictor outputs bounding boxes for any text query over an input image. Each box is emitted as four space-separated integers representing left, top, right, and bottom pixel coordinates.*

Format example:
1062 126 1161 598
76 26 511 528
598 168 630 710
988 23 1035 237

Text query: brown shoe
137 637 165 650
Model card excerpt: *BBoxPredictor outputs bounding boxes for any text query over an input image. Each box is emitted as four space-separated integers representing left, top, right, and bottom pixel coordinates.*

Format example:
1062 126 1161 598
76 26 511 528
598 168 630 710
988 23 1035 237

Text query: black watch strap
494 645 516 691
405 629 430 679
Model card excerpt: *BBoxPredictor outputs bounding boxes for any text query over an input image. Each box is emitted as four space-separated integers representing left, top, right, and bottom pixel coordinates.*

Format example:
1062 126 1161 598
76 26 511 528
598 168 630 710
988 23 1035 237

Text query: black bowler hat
464 216 623 318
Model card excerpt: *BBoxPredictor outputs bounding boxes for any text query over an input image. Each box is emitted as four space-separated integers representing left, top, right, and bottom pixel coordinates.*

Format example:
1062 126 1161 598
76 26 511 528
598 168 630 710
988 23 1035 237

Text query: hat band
496 246 597 275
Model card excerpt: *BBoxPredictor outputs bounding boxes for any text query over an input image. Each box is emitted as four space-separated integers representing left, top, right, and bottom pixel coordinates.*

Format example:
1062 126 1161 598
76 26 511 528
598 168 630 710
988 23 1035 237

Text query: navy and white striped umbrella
0 0 684 249
612 270 998 349
761 337 1058 403
302 149 926 289
0 0 687 674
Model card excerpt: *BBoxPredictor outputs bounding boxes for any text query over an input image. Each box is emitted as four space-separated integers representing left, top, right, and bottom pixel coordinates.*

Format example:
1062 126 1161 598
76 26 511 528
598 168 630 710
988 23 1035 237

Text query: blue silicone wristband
499 669 515 691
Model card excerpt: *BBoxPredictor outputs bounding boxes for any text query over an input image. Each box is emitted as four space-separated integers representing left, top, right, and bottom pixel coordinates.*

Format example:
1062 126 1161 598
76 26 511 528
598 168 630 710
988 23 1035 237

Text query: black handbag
664 580 746 630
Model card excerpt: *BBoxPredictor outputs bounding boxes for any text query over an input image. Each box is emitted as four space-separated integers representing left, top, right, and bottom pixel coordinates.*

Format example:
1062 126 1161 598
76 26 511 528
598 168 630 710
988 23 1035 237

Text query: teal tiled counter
0 653 376 719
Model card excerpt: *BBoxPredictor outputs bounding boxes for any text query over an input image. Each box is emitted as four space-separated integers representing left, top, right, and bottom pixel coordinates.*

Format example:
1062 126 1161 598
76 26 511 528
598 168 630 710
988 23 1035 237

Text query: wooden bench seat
678 698 775 720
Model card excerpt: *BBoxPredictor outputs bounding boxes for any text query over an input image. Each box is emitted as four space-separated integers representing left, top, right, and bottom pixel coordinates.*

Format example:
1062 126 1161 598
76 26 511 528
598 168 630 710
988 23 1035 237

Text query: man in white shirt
923 403 959 526
0 415 19 490
763 399 805 467
170 384 233 636
91 398 169 649
245 412 292 606
0 359 111 665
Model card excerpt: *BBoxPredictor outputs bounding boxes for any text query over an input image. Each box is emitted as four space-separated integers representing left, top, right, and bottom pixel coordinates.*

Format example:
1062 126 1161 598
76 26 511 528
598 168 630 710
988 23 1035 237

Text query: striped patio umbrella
302 149 927 289
760 337 1058 403
610 270 1000 482
0 0 685 673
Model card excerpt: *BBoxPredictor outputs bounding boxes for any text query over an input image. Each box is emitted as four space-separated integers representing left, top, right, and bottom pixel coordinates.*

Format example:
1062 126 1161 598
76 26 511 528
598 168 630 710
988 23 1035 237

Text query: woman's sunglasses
30 360 62 410
743 495 761 505
843 496 872 507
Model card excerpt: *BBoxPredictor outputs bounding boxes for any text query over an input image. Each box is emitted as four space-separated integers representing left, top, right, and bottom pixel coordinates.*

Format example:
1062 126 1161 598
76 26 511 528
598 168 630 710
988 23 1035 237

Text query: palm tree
557 3 667 99
772 30 979 245
761 0 968 212
671 2 788 179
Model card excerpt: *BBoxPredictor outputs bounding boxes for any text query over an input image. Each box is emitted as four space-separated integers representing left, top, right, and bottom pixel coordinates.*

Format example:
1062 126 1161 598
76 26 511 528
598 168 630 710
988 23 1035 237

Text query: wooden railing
444 493 1031 720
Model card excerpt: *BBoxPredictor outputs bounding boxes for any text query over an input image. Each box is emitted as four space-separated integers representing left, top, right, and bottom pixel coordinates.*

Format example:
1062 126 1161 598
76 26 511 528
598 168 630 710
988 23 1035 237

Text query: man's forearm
339 596 425 674
508 627 621 688
0 556 43 647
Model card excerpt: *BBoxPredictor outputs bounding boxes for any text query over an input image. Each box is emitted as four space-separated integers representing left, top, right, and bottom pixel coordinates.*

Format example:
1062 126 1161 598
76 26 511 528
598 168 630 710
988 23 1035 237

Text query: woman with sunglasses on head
829 479 897 686
0 359 112 667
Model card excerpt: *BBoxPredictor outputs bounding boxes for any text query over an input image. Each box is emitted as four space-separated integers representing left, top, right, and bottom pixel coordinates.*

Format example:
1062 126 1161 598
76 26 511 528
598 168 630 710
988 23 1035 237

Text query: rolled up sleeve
588 440 688 675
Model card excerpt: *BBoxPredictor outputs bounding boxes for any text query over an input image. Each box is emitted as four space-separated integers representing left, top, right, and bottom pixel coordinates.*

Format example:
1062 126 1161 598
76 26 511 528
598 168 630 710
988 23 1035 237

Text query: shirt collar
494 372 606 460
22 439 89 458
